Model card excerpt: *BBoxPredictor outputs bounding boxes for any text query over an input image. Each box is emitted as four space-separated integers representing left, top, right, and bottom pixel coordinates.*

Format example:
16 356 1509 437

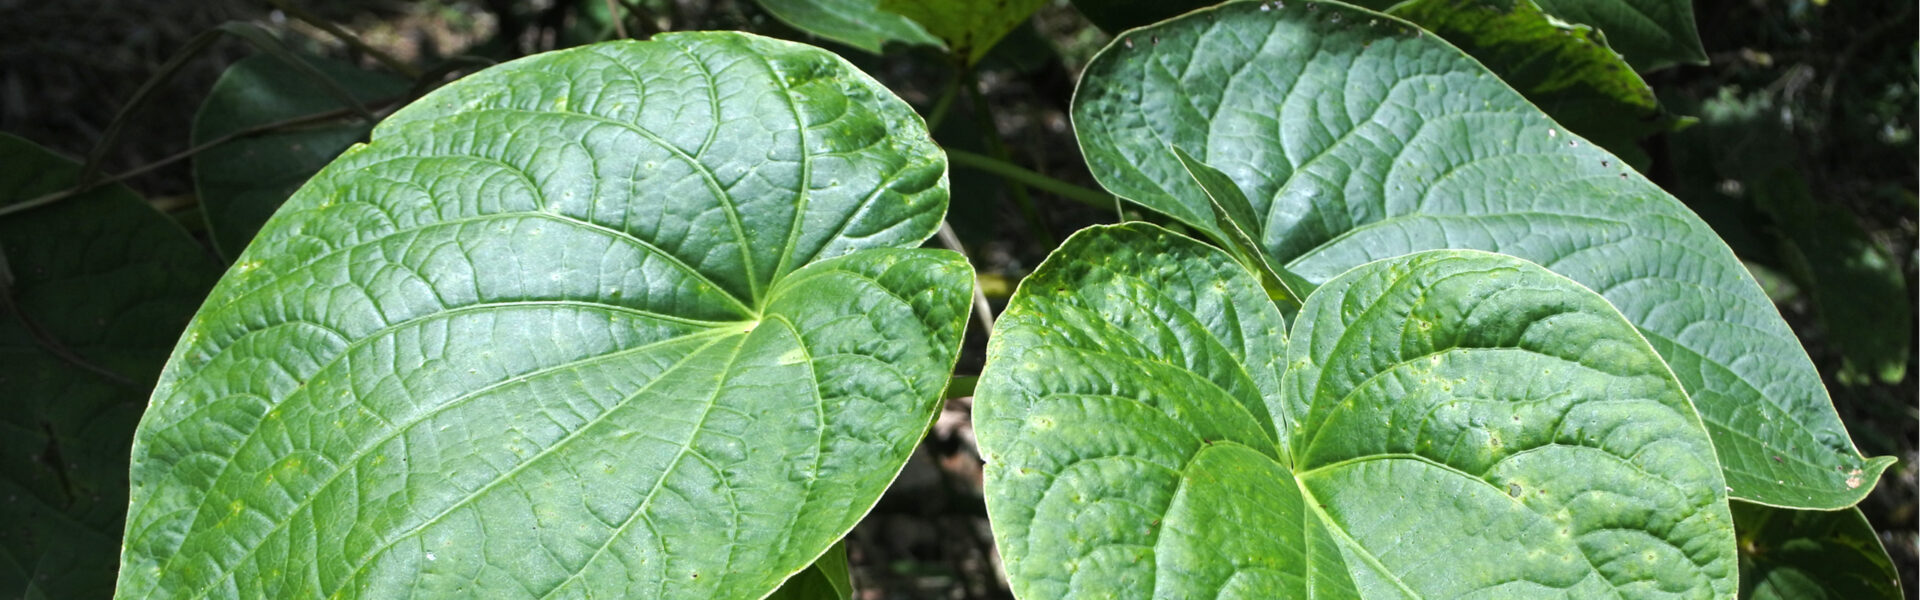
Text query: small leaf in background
1071 0 1890 509
191 53 409 260
1524 0 1705 69
879 0 1049 64
0 134 221 598
754 0 944 54
1386 0 1684 168
975 224 1736 599
1669 89 1912 386
1734 502 1904 599
117 33 971 599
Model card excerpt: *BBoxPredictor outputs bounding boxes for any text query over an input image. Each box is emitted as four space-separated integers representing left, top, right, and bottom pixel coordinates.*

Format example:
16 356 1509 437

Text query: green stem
945 148 1115 210
961 67 1055 246
925 74 960 131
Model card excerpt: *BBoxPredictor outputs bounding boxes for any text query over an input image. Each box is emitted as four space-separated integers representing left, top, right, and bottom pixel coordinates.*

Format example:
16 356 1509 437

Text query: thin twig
604 0 630 39
0 97 405 220
934 221 995 336
264 0 424 79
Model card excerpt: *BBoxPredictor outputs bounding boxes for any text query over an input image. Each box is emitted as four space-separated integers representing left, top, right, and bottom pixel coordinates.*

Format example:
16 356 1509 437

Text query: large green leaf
1732 502 1903 599
976 223 1735 598
191 53 410 260
0 134 221 598
116 33 971 599
1071 0 1890 508
878 0 1049 64
753 0 944 54
1384 0 1681 167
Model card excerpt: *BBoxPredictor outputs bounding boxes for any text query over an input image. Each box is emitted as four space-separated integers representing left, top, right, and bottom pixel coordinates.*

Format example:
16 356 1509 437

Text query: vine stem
0 98 404 220
933 221 995 336
264 0 423 79
944 148 1115 210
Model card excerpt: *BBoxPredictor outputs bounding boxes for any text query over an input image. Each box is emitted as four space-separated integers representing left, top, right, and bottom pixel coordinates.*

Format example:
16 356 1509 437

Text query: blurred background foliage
0 0 1911 597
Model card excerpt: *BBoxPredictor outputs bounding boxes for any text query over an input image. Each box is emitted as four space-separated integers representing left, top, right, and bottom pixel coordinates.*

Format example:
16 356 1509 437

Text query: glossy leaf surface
1071 0 1889 508
0 134 221 598
976 224 1735 598
117 33 971 599
754 0 943 54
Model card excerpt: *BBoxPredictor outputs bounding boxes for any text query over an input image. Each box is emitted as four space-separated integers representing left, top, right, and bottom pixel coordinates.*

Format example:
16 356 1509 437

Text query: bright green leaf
116 33 971 599
192 53 410 260
1733 502 1904 599
1071 0 1890 508
879 0 1049 64
976 223 1736 599
754 0 944 54
1384 0 1682 168
0 134 221 598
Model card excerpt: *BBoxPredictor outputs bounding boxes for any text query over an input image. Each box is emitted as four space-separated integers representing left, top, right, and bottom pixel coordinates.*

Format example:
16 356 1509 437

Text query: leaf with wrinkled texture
0 134 221 599
192 53 410 260
1384 0 1681 168
976 223 1736 599
1733 502 1903 599
754 0 944 54
116 33 971 599
1071 0 1890 508
878 0 1049 64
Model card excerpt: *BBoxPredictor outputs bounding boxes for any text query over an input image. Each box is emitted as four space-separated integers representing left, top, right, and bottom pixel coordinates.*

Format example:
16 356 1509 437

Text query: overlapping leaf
117 33 971 599
1071 0 1889 508
879 0 1049 64
976 224 1735 598
0 134 221 598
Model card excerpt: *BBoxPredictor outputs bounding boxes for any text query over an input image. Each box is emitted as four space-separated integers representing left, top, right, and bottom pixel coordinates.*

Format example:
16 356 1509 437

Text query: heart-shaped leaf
1071 0 1889 508
0 134 221 598
116 33 971 599
191 53 409 260
976 223 1736 598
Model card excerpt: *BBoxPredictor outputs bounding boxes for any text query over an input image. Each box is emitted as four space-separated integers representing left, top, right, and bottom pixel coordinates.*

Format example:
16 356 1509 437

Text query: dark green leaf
117 33 971 599
0 134 221 598
976 223 1736 598
1733 502 1903 599
1671 90 1911 386
192 53 410 260
753 0 944 54
1384 0 1682 167
1072 0 1891 508
765 541 852 600
1069 0 1220 33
